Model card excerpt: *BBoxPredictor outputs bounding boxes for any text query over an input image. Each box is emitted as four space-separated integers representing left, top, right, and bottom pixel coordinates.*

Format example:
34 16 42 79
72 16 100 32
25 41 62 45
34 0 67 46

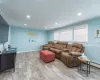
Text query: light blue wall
10 27 48 52
48 17 100 64
2 16 100 64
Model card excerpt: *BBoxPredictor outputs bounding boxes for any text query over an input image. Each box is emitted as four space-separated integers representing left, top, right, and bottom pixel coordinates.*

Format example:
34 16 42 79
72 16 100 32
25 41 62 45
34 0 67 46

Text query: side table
78 57 90 77
0 48 17 73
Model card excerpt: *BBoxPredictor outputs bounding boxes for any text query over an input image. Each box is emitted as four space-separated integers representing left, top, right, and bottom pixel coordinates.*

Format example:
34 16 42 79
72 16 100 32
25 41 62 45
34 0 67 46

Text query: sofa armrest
70 52 82 56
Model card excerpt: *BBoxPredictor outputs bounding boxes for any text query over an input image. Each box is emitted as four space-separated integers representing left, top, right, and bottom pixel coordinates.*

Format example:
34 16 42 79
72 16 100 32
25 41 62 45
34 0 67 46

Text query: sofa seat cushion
50 48 62 53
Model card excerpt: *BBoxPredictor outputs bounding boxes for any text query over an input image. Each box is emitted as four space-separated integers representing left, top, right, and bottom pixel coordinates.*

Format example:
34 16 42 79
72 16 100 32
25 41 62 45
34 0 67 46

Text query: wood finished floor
0 51 100 80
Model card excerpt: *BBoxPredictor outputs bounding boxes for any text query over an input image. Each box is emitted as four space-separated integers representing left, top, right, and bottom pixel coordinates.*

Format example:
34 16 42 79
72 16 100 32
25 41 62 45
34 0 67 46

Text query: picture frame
94 29 100 38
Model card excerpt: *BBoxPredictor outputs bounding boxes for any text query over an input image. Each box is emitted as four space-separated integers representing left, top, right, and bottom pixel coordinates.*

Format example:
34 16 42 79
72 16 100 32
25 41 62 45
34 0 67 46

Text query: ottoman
40 50 55 63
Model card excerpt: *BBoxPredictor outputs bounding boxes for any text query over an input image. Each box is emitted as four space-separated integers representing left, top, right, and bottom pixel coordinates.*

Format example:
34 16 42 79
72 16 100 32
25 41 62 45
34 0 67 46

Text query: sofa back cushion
72 42 83 49
59 44 67 50
54 43 60 49
67 44 72 52
48 44 53 47
57 41 68 45
53 41 68 50
48 41 54 44
57 41 68 50
71 42 83 52
48 41 54 47
71 47 78 52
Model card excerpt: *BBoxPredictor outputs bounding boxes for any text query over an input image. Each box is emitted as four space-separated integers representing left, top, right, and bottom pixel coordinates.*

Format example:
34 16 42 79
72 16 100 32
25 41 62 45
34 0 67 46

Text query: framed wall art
94 29 100 38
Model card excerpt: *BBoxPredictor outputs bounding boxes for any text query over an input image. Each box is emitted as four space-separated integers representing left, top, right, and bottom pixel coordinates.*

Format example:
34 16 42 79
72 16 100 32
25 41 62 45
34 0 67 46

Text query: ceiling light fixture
77 12 82 16
26 15 31 19
24 24 27 26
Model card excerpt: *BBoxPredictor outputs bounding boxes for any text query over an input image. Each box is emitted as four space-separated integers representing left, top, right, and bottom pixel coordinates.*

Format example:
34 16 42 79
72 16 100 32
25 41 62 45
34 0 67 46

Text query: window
54 24 88 42
54 29 73 41
60 29 73 41
74 24 88 42
54 31 60 41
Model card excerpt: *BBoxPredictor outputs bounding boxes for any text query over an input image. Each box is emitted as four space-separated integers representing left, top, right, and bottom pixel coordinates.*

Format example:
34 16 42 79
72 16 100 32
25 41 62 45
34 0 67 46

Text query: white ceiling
0 0 100 30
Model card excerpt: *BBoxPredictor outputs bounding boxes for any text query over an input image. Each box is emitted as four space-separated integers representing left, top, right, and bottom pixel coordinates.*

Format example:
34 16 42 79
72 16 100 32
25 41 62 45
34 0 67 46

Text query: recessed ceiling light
24 24 27 26
55 22 58 25
26 15 31 19
77 12 82 16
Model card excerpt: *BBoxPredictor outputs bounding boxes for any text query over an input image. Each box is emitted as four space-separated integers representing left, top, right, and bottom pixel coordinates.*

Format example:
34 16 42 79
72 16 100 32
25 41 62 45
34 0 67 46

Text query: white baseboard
90 62 100 68
17 49 41 54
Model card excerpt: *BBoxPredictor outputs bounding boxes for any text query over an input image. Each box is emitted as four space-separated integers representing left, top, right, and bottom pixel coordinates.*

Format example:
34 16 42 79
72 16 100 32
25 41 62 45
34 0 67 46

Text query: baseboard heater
90 62 100 69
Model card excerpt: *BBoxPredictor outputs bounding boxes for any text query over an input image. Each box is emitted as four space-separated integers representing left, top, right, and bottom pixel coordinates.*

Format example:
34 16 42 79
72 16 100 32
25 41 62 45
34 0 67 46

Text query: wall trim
17 49 41 54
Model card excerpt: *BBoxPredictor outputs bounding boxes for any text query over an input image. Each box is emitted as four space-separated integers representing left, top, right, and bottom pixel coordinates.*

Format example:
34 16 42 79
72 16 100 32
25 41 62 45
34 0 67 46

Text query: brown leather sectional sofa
42 41 84 68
